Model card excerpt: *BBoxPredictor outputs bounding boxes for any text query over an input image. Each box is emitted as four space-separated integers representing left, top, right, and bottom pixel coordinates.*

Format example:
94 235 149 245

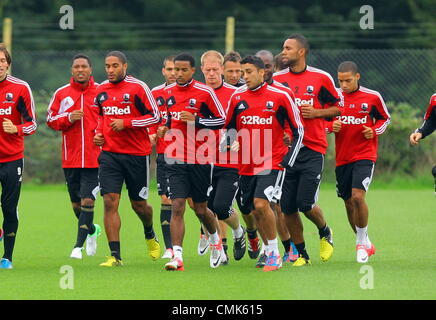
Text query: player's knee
131 201 151 216
161 195 171 205
212 199 232 220
253 198 269 212
171 199 185 217
103 194 119 211
81 198 94 207
299 204 314 214
351 190 366 207
214 206 232 221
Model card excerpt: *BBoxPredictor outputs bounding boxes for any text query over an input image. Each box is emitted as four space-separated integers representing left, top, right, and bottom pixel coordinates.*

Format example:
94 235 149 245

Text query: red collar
70 76 95 91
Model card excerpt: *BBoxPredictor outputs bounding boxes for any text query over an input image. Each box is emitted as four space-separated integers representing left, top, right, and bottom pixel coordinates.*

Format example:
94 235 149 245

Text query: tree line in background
0 0 433 184
1 0 435 50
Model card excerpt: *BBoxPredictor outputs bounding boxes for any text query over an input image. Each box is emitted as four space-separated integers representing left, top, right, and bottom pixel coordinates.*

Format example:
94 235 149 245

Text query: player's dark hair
174 53 195 67
224 51 242 64
72 53 92 67
0 43 12 65
337 61 359 74
286 33 310 55
163 55 176 68
106 51 127 64
240 55 265 69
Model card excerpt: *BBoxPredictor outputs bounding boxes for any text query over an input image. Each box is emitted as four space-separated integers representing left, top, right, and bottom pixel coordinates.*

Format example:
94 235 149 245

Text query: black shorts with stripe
239 169 285 214
335 160 375 200
0 158 23 217
156 153 169 197
281 147 324 214
63 168 99 203
167 161 212 203
98 151 150 201
207 165 239 220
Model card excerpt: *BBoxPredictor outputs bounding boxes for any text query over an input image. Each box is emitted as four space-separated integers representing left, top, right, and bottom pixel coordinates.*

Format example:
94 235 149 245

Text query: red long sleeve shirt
326 86 391 166
213 81 238 169
225 82 304 176
417 93 436 139
150 83 169 154
0 75 37 163
273 65 343 155
163 79 226 164
96 75 160 156
47 77 100 168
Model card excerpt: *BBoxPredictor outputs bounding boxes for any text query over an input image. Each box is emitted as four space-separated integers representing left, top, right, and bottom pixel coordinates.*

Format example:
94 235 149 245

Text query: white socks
356 226 371 248
232 224 244 239
173 245 183 260
266 238 279 256
209 231 220 245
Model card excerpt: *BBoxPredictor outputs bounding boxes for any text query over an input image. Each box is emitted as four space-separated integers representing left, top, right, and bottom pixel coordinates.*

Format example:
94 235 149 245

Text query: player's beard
286 57 299 68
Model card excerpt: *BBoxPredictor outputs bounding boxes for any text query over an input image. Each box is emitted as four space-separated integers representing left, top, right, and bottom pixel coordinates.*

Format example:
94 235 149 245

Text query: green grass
0 182 435 300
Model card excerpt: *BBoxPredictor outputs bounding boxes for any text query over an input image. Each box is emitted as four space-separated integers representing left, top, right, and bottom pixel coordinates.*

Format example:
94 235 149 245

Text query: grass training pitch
0 181 434 300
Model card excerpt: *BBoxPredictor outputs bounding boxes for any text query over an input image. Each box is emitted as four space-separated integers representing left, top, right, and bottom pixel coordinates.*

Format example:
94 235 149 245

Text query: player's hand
69 110 84 123
362 125 374 139
149 133 157 145
283 132 291 146
180 111 195 122
110 119 125 132
157 126 169 138
409 132 422 145
300 105 319 119
2 118 18 134
94 133 105 146
332 120 342 133
230 140 240 152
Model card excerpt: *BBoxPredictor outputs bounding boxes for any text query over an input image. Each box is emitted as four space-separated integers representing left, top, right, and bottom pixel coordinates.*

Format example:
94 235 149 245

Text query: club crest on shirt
123 93 130 101
189 98 196 106
6 93 13 101
266 101 274 109
307 86 314 93
361 103 368 111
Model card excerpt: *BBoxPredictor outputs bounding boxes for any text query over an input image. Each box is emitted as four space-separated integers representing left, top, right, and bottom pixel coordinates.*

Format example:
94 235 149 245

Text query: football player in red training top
0 44 37 269
254 49 299 267
225 55 304 271
47 54 102 260
157 53 227 271
273 34 343 266
409 93 436 195
223 51 246 87
94 51 161 267
327 61 390 263
200 50 246 264
149 55 177 260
